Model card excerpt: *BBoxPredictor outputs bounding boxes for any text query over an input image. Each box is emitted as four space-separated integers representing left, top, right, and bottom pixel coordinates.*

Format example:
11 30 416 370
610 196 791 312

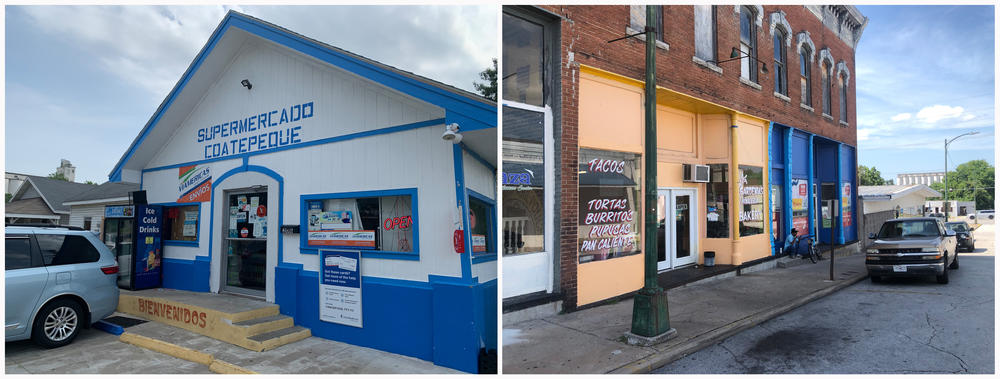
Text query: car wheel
31 298 83 348
950 253 959 269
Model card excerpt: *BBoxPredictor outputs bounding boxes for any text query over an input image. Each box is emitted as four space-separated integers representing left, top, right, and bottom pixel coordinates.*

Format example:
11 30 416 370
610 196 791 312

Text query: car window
36 234 101 266
5 235 33 270
946 223 968 232
878 220 941 238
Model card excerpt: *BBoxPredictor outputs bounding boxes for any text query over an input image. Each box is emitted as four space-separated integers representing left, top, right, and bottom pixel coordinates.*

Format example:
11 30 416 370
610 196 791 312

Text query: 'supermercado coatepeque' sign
196 102 313 159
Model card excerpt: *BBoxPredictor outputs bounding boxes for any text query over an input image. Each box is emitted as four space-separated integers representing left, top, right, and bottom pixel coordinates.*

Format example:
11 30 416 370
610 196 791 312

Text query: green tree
85 180 98 185
858 165 886 186
47 172 69 181
473 58 497 101
929 159 995 210
5 193 12 202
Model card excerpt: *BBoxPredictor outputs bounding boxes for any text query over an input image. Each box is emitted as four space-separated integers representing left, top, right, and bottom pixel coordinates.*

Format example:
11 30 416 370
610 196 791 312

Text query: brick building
502 5 867 312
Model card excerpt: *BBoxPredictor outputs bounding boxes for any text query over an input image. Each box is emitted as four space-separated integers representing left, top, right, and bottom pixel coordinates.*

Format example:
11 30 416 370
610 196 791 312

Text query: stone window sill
773 92 791 102
626 27 670 51
822 113 834 121
692 56 723 74
800 103 814 112
839 120 849 127
739 77 762 90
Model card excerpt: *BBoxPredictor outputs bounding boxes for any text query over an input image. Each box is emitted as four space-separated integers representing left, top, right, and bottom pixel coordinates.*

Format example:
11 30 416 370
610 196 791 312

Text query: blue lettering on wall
199 102 314 159
503 172 531 185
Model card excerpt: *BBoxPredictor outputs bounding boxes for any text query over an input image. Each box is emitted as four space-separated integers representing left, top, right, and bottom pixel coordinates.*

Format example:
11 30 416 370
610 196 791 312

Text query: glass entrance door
223 190 268 297
657 188 698 271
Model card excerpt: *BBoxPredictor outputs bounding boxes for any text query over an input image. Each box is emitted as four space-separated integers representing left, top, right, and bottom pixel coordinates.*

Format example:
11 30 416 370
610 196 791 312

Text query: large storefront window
706 164 729 238
502 13 544 106
164 205 199 242
303 191 416 256
578 149 641 263
738 165 765 236
502 106 545 255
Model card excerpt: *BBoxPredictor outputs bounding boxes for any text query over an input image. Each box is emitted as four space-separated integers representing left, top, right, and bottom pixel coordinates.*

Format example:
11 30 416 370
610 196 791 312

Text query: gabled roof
63 181 140 205
859 184 942 201
109 10 496 182
5 197 60 219
10 175 97 214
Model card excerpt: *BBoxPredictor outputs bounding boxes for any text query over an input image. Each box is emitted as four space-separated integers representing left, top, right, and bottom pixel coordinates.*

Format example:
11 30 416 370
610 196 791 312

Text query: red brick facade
540 5 862 309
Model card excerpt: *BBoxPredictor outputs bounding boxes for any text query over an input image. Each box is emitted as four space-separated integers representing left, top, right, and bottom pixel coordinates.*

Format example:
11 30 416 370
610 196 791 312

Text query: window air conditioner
683 164 710 183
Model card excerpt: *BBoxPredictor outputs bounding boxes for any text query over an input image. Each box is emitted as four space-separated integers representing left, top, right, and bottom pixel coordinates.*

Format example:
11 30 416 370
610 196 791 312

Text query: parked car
866 217 958 284
945 221 975 252
5 225 120 348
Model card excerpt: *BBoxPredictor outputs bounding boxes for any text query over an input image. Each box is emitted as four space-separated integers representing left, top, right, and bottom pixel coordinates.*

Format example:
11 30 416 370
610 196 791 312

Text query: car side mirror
868 232 876 239
945 230 956 237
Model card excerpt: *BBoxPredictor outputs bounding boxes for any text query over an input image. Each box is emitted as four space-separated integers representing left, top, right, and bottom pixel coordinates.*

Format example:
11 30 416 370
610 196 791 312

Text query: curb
608 271 869 374
120 332 259 374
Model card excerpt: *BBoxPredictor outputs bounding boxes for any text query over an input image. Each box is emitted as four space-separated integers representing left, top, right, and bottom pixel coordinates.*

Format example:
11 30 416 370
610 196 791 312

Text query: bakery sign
738 172 764 222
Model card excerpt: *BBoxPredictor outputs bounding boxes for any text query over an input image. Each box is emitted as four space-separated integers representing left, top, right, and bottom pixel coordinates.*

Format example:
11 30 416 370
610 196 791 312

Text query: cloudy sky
5 5 498 183
855 5 995 181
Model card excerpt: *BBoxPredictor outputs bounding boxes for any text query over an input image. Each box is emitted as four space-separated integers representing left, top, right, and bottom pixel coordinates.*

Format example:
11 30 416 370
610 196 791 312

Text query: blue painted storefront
769 122 858 254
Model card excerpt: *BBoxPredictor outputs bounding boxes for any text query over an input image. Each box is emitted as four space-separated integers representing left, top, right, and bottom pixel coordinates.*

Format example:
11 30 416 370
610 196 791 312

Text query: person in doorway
784 228 802 258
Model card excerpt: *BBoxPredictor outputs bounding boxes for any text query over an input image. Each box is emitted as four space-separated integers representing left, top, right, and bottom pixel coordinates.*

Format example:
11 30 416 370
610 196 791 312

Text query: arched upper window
839 72 848 123
819 48 835 117
799 44 812 106
773 28 787 95
739 6 759 83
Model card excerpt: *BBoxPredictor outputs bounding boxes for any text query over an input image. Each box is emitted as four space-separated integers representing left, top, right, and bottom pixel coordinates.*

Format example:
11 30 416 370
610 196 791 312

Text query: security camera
442 123 462 144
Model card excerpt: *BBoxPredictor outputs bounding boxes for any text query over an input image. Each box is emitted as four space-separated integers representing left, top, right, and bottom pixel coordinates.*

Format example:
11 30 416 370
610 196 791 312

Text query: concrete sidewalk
502 252 868 374
113 313 461 374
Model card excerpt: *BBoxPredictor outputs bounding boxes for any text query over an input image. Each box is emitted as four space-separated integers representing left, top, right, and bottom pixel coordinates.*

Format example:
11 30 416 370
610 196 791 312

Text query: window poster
183 211 198 237
319 250 362 328
842 182 852 227
577 149 641 264
790 178 809 233
738 165 765 236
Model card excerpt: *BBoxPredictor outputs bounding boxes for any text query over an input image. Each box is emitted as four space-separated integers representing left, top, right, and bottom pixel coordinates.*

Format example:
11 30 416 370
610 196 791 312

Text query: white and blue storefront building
768 122 858 255
108 11 496 373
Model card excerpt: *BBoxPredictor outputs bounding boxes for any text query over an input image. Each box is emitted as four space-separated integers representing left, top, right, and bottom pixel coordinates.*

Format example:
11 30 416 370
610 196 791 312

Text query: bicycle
788 234 821 263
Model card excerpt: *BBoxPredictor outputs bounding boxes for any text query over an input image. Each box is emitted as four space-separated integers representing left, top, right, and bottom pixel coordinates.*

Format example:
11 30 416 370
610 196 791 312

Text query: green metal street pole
628 5 676 344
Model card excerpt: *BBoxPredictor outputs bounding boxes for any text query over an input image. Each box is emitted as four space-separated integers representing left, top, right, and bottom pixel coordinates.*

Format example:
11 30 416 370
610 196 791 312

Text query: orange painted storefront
575 65 771 306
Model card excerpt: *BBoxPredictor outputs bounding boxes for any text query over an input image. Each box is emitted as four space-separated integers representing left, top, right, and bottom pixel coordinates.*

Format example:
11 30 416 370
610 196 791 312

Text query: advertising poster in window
790 178 809 232
306 196 413 251
577 149 641 264
842 182 852 227
738 166 765 236
319 250 362 328
134 205 163 290
177 164 211 203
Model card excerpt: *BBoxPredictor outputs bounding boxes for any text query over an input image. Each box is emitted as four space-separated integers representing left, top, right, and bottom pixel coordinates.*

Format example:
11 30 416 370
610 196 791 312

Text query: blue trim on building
767 122 774 255
150 201 203 247
452 144 473 281
467 190 498 264
299 188 420 260
272 266 493 373
808 135 816 239
141 118 445 174
208 164 285 267
836 143 845 244
783 127 793 249
110 8 495 181
162 257 211 292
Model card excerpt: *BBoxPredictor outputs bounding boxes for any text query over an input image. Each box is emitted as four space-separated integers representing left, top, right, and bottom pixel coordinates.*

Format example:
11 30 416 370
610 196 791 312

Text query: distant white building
859 184 941 216
897 172 944 186
56 159 76 182
925 200 977 216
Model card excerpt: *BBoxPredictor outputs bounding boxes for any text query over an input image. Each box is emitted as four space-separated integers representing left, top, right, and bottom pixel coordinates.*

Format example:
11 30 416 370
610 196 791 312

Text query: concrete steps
117 289 311 352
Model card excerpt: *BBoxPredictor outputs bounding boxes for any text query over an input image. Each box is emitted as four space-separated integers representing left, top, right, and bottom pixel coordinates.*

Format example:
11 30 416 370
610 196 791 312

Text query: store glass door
103 217 134 288
223 190 268 297
657 188 698 271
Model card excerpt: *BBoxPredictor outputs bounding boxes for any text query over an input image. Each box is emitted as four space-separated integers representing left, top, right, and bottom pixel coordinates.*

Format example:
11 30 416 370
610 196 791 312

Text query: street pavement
654 223 995 374
503 245 869 374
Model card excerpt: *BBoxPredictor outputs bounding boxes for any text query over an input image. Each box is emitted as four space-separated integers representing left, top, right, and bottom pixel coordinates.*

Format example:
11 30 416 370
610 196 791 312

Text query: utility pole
627 5 676 345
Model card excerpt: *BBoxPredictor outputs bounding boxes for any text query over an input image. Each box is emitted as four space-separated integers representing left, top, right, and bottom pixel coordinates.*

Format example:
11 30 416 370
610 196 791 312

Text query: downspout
730 112 741 265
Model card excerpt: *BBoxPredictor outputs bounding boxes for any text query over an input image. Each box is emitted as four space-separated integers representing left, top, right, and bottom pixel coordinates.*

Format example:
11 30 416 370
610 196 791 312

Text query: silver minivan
5 226 120 347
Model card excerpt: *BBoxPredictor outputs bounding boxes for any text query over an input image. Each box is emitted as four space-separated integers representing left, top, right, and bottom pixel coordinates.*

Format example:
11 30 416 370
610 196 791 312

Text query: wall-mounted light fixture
442 123 462 144
241 79 253 90
713 47 768 75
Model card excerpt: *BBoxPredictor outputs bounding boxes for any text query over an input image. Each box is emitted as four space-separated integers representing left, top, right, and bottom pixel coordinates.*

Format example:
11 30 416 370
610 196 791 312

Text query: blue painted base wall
274 265 495 373
162 257 211 292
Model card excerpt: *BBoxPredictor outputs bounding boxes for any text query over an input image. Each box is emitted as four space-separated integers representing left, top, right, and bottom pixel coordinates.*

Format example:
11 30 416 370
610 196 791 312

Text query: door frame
657 187 699 271
220 187 268 299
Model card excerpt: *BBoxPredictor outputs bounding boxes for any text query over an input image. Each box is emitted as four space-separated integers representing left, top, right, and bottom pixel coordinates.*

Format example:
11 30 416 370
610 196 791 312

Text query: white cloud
890 113 912 122
915 104 965 123
857 128 872 141
962 114 975 121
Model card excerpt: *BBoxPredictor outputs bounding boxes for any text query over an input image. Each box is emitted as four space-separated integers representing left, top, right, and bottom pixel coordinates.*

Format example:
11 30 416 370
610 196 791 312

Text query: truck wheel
950 253 959 269
936 261 950 284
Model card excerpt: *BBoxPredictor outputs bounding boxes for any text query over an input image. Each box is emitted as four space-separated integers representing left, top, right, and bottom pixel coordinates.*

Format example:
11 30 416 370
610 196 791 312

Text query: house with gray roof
4 175 97 225
859 184 941 217
63 181 140 234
